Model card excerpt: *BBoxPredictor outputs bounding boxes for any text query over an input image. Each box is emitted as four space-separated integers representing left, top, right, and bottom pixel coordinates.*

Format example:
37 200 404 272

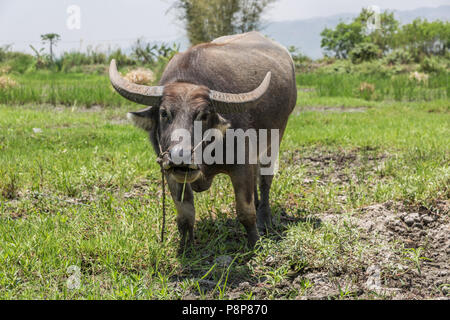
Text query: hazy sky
269 0 450 20
1 0 449 53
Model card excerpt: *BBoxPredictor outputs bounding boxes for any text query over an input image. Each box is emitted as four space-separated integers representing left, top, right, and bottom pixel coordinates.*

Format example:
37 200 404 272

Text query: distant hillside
262 5 450 59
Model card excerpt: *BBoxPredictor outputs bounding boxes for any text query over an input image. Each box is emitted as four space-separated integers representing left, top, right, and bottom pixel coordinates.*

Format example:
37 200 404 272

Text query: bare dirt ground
313 200 449 299
178 147 449 300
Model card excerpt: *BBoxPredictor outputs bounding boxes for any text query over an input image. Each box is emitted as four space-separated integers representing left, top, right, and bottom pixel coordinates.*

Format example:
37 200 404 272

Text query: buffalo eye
160 109 171 122
197 111 210 122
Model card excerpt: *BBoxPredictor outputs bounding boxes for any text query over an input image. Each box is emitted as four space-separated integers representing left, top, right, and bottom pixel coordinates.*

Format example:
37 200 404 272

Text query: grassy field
1 69 449 106
0 77 449 299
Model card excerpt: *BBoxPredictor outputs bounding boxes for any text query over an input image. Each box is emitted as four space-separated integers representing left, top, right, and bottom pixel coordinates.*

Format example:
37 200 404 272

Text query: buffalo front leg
166 175 195 250
230 166 259 248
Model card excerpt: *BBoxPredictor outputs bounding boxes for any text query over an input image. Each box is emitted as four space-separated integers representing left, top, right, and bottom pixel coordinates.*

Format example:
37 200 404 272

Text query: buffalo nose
169 145 192 166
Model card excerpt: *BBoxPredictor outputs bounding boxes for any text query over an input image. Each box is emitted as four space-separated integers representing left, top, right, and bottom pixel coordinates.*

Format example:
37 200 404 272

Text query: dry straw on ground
0 75 18 89
359 82 375 94
0 65 12 74
409 71 429 84
124 68 155 85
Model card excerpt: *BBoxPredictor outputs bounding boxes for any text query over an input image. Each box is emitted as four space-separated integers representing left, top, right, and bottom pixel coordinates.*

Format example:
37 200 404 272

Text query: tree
357 9 399 54
131 39 180 65
29 44 47 68
170 0 276 45
234 0 275 33
320 9 400 58
394 19 450 61
320 20 366 59
41 33 60 62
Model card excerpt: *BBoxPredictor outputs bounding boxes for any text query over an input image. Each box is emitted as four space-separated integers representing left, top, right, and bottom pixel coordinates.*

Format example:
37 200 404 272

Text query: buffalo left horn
109 59 164 106
209 72 271 114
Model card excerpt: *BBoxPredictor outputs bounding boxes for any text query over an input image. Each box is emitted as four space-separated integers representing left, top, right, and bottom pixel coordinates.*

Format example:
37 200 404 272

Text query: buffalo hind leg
254 173 260 211
167 175 195 251
230 166 259 248
257 172 273 234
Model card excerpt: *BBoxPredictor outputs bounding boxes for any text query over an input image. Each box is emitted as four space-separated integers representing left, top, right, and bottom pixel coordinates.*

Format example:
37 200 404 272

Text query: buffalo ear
127 106 159 131
211 113 231 136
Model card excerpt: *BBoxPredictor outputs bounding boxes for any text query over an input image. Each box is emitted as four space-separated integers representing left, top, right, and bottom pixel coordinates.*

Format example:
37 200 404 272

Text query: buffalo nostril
169 145 192 165
170 145 184 159
162 160 172 170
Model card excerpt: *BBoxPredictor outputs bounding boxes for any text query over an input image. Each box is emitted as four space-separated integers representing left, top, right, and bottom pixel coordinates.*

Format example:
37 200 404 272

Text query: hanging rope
160 164 166 243
156 129 169 243
155 129 210 243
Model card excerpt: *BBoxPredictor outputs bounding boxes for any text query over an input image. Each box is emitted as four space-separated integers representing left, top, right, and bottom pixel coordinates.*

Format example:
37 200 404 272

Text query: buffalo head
109 59 271 183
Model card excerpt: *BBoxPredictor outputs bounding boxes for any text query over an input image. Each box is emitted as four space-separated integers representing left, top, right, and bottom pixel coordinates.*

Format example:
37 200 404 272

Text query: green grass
0 72 134 107
0 74 449 299
1 69 448 107
297 72 449 101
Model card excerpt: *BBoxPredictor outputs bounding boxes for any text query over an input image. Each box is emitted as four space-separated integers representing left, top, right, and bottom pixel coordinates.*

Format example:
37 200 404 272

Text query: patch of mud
318 200 449 299
283 146 386 175
282 147 388 205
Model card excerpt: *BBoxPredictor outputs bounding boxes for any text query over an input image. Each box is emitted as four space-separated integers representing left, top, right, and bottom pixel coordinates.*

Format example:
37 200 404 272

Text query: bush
315 59 353 74
420 56 447 73
349 42 381 64
317 56 337 65
0 51 35 74
288 46 313 72
56 50 110 72
8 54 35 74
66 64 108 75
288 46 311 63
1 40 182 75
384 49 413 65
0 45 10 62
108 49 136 67
353 60 404 77
353 60 383 74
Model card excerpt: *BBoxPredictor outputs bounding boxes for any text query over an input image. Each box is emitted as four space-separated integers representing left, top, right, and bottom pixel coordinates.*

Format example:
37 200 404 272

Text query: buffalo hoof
247 228 260 249
257 220 272 235
257 209 272 235
178 238 194 256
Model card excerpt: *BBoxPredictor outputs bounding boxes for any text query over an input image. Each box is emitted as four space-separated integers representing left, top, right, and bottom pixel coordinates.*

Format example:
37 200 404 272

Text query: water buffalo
109 31 297 249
